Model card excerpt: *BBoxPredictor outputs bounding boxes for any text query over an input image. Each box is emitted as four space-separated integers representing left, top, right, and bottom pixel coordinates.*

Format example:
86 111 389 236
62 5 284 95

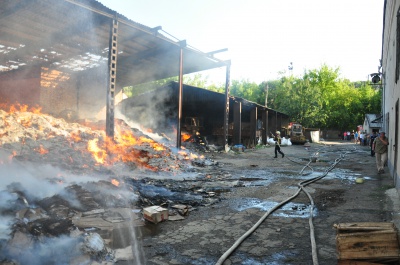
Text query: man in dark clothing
370 132 377 157
273 131 284 158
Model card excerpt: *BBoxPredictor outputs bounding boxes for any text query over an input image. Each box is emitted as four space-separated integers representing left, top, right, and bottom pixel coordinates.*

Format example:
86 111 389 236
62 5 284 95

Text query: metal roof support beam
223 61 231 148
176 41 186 149
106 16 118 139
233 101 242 145
250 107 257 146
206 48 228 58
262 109 269 145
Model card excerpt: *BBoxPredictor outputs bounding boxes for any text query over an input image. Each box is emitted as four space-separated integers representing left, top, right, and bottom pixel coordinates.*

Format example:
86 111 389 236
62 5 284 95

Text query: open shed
118 82 289 147
0 0 289 148
0 0 229 140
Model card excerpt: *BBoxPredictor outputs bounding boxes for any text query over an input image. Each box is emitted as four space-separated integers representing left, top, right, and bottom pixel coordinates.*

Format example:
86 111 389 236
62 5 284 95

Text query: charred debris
0 107 238 264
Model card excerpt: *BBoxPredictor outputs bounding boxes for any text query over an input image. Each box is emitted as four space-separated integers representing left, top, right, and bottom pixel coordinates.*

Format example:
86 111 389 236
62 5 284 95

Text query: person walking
354 131 359 144
372 131 389 174
370 132 377 156
359 131 365 145
273 131 284 158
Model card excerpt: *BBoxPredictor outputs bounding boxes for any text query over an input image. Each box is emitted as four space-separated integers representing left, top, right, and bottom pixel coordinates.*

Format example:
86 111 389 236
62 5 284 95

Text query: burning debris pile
0 105 220 264
0 104 200 173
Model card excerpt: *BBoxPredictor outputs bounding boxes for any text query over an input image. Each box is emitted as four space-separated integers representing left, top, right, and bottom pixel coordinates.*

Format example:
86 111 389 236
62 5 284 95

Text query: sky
98 0 384 84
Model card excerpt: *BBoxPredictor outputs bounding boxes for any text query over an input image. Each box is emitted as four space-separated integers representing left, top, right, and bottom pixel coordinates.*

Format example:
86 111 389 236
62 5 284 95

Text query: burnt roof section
0 0 228 87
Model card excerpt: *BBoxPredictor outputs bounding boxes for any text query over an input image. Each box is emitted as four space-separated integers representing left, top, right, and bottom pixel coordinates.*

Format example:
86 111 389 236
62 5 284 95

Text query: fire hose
215 145 356 265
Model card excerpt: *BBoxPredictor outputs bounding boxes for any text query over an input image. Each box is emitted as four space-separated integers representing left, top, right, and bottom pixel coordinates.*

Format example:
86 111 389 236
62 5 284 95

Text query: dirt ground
138 140 397 265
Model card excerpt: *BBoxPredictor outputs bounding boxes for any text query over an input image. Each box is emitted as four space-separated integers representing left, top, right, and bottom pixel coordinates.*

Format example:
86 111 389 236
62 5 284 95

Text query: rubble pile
0 107 221 264
0 108 196 173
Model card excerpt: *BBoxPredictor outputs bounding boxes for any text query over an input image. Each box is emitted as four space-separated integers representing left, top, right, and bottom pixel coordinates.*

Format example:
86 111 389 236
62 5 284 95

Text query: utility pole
264 83 269 107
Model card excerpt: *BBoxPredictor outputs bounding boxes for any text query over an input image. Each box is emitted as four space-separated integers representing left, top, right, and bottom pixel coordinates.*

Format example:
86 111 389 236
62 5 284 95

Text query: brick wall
40 66 123 121
0 67 41 106
0 65 125 121
40 67 77 116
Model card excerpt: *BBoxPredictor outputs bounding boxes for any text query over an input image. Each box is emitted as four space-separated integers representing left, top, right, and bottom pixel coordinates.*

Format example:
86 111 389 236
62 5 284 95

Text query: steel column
223 61 231 147
106 16 118 138
176 46 184 149
233 101 242 144
250 107 257 146
262 109 269 144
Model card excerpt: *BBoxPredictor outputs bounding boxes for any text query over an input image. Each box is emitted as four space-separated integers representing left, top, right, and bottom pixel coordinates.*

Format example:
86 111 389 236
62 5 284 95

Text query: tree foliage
266 65 381 130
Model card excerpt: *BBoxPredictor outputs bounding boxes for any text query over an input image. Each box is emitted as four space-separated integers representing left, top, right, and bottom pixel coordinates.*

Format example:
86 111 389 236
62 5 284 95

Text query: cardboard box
143 206 168 224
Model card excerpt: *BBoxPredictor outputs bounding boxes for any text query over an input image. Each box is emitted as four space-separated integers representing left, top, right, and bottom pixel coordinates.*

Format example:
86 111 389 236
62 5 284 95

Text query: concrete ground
138 141 400 265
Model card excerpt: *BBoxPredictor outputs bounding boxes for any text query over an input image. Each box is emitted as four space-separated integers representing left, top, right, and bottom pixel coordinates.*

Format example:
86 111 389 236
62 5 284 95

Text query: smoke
0 216 13 240
0 149 112 241
0 151 102 200
3 234 82 265
0 191 18 210
116 84 177 143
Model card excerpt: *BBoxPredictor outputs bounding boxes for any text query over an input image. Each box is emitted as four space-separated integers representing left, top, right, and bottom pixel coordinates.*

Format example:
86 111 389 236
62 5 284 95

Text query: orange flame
87 139 107 164
69 131 82 142
84 127 169 170
20 118 32 128
1 103 42 114
35 144 49 154
181 132 191 142
111 179 120 186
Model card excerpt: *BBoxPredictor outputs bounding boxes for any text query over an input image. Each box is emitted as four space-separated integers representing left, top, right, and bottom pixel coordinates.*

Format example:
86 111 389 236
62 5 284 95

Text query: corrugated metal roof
0 0 228 87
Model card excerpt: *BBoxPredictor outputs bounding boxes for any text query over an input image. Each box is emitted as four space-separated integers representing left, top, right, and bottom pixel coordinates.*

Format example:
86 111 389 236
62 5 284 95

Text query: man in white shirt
359 132 365 145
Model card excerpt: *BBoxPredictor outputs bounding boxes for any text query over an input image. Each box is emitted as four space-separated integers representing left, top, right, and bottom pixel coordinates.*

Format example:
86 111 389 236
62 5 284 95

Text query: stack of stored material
335 222 400 264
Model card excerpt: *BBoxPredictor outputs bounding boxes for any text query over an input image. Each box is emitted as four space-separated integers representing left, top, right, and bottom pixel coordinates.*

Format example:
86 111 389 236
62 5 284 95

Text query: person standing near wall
372 131 389 174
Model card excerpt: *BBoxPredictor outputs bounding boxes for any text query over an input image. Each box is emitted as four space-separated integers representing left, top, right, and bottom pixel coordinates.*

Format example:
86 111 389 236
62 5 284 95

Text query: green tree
230 79 261 103
267 64 381 130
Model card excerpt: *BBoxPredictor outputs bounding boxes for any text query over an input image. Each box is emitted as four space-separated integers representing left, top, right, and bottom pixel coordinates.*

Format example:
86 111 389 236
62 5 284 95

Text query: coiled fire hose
215 145 354 265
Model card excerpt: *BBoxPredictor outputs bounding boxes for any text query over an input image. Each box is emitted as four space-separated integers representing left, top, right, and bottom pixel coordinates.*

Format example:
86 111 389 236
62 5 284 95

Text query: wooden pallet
338 261 388 265
335 222 400 264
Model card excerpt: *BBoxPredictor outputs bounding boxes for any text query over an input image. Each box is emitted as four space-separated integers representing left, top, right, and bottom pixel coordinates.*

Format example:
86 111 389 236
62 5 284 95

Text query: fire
84 127 168 170
19 118 31 128
87 139 107 164
0 103 201 171
0 103 42 114
35 144 49 154
181 132 191 142
111 179 120 186
69 131 82 142
178 150 202 160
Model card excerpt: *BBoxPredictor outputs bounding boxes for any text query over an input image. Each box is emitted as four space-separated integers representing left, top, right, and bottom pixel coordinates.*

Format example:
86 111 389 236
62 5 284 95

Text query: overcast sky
98 0 384 84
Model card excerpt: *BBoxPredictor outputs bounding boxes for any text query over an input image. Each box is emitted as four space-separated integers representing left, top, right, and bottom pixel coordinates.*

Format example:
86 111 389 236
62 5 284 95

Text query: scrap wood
337 260 388 265
334 222 397 233
335 222 400 263
171 204 190 216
